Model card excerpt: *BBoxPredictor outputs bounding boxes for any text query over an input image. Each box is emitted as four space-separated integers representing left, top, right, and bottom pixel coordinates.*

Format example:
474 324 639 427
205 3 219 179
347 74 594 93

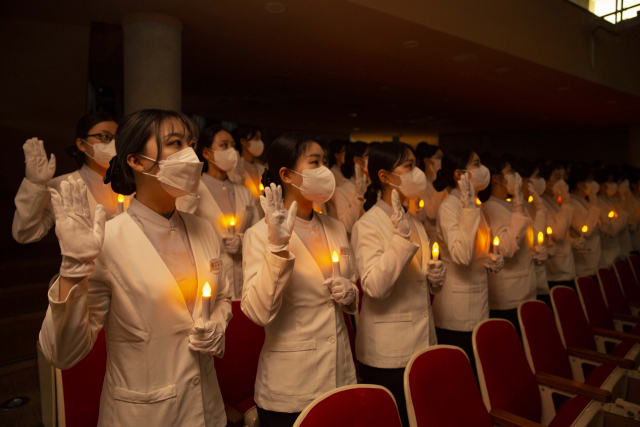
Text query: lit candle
537 231 544 247
202 282 211 322
493 236 500 255
528 195 533 203
608 211 615 218
229 217 235 235
332 250 341 278
582 225 588 237
419 199 424 209
432 242 440 261
546 227 553 245
506 198 512 202
259 183 264 192
118 194 124 214
476 197 482 206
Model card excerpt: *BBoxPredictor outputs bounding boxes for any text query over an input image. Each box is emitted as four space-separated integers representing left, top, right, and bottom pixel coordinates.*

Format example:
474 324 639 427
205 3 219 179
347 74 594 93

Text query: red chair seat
583 363 617 388
235 396 256 416
612 339 637 358
548 396 592 427
614 261 640 301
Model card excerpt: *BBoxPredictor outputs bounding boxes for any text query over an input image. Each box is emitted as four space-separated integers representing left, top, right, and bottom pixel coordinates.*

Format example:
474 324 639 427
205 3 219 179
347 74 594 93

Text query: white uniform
432 189 491 332
570 197 601 277
12 165 132 243
330 164 348 187
242 212 358 413
482 197 534 310
177 176 259 299
541 194 575 282
612 195 633 259
229 157 265 219
351 199 439 369
524 202 549 296
419 177 448 253
39 206 231 427
598 195 628 268
334 177 364 235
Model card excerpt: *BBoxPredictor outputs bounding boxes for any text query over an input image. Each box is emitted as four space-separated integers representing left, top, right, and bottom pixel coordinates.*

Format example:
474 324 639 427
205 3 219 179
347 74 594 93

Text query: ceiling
6 0 640 135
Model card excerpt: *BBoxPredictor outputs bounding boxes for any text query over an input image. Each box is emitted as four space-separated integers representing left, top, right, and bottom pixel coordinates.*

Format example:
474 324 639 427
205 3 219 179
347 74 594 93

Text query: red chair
597 268 639 317
628 255 640 285
404 345 543 427
293 385 402 427
614 261 640 303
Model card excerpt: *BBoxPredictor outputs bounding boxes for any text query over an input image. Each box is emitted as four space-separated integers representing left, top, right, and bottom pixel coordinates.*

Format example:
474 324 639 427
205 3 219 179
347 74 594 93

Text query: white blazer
482 198 534 310
570 197 602 277
12 171 132 243
420 178 448 253
611 195 633 259
432 189 491 332
177 179 259 299
333 178 364 235
597 195 628 268
541 194 575 282
351 204 439 369
39 212 232 427
524 202 549 296
229 158 265 217
242 213 358 413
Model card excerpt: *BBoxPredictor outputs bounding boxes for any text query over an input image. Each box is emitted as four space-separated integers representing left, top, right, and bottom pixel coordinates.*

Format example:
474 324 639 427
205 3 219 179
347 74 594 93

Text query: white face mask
207 147 237 172
530 177 546 195
591 181 600 195
391 167 427 199
618 180 630 195
247 139 264 157
552 179 568 196
84 139 116 168
140 148 203 198
291 166 336 203
464 165 491 191
503 173 516 195
606 182 618 197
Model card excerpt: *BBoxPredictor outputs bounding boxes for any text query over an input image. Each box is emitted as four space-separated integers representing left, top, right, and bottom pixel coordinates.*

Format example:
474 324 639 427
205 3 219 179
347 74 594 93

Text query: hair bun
105 156 136 195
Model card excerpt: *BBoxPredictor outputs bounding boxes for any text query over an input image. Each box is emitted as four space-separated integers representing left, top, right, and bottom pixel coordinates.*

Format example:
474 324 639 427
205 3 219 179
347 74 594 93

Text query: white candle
229 217 235 235
202 282 211 322
493 236 500 256
118 194 124 214
332 251 341 278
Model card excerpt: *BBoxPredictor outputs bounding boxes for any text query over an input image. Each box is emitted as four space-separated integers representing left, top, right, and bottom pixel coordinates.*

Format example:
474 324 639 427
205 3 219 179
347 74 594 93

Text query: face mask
618 180 630 195
464 165 491 192
503 173 516 195
140 148 203 198
432 158 442 173
207 147 237 172
530 177 546 195
552 179 568 196
391 167 427 199
247 140 264 157
606 182 618 197
84 139 116 168
291 166 336 203
591 181 600 195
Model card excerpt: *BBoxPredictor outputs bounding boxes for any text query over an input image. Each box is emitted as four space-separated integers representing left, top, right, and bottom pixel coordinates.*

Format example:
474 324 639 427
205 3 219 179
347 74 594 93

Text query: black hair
433 147 475 192
512 157 538 179
593 167 610 184
261 132 317 197
363 142 413 211
538 163 560 181
477 156 509 202
341 141 368 179
630 168 640 186
233 124 261 155
328 139 349 168
606 165 620 183
415 142 441 172
104 109 200 195
197 123 228 174
567 163 592 191
66 111 117 167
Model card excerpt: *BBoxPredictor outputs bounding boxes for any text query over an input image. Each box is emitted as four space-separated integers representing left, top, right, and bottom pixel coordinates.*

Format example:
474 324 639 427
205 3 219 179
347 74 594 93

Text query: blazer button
423 311 429 318
192 375 200 385
328 336 336 344
421 282 427 288
327 300 334 307
169 230 177 237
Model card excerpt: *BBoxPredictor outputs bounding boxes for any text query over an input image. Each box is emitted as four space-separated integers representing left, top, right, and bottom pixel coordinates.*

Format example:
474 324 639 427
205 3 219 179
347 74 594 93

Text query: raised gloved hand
484 253 504 274
391 189 411 238
188 318 226 358
527 183 546 212
512 173 525 213
553 181 570 204
426 260 446 285
24 138 56 187
260 183 297 252
547 241 558 257
459 173 477 209
50 177 106 278
354 164 367 199
223 235 242 254
324 277 356 306
532 246 548 265
571 236 586 251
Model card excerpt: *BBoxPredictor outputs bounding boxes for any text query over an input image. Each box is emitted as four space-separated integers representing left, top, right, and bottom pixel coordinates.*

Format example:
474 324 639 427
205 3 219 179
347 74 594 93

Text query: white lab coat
12 171 132 243
334 178 364 235
483 197 534 311
432 189 491 332
177 179 259 299
524 202 550 295
241 213 358 413
351 204 439 369
39 212 232 427
541 194 575 282
598 195 628 268
612 195 633 259
420 178 448 253
570 197 602 277
229 158 265 219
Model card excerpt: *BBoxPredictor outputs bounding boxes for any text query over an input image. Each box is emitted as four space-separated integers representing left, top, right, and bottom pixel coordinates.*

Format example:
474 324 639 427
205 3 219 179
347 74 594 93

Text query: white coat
241 213 358 413
541 194 575 282
39 212 232 427
483 197 534 311
432 189 491 332
598 195 628 268
569 197 601 277
12 171 132 243
333 178 364 235
419 178 448 253
177 179 259 299
351 204 439 369
611 195 633 259
524 202 550 295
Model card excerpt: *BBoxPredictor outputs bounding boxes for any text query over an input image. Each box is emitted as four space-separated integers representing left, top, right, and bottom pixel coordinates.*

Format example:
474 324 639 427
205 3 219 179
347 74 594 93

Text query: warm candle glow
506 198 512 202
432 242 439 259
419 200 424 208
259 183 264 191
230 217 235 226
547 227 553 235
118 194 124 203
493 236 500 247
528 196 533 203
203 282 211 297
537 231 544 244
582 225 588 233
557 196 562 204
332 251 339 263
608 211 615 218
476 197 482 206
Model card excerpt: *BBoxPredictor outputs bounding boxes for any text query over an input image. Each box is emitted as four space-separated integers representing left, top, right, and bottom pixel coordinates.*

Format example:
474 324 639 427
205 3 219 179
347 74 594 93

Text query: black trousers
359 364 409 427
256 406 301 427
435 328 477 380
489 308 522 341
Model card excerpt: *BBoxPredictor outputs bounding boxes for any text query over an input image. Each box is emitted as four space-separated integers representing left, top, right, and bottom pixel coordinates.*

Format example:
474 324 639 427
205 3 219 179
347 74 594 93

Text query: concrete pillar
629 128 640 167
122 13 182 114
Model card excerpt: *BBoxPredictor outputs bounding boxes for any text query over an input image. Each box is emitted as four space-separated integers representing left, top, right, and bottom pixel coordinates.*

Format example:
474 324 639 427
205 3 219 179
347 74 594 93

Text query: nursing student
328 138 349 187
39 109 232 427
176 124 260 299
13 112 132 243
334 141 369 237
613 169 634 259
351 142 446 427
230 124 265 217
242 132 359 427
431 148 503 376
594 167 629 267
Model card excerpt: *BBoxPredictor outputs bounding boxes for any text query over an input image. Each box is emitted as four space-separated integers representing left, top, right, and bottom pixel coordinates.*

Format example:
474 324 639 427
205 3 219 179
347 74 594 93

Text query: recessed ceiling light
557 86 570 91
452 53 477 63
402 40 419 49
265 2 286 13
495 67 510 73
350 113 358 117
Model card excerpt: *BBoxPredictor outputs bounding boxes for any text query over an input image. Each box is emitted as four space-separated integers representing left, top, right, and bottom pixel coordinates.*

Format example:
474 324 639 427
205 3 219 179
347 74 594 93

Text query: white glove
533 246 548 265
223 235 242 254
24 138 56 187
571 236 586 251
354 164 366 199
512 173 524 213
484 253 504 274
547 241 558 257
527 183 546 212
324 277 356 306
188 318 225 358
426 260 446 285
391 189 411 238
50 177 106 278
259 183 297 252
459 173 476 209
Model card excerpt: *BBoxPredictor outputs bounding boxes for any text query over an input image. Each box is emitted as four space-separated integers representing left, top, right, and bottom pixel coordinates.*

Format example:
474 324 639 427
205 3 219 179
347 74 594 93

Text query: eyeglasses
86 133 115 143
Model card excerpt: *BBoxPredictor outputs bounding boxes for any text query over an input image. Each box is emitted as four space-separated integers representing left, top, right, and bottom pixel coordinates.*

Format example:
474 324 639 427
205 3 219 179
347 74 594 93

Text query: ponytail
363 182 381 211
364 141 412 211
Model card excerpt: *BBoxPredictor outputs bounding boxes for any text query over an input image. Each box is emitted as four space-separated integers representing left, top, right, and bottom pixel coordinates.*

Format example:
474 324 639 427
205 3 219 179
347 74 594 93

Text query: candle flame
230 217 235 226
493 236 500 246
419 200 424 208
537 231 544 244
118 194 124 203
259 183 264 191
203 282 211 297
506 198 512 202
582 225 588 233
547 227 553 235
528 195 533 203
608 211 615 218
476 197 482 206
432 242 439 259
332 250 339 263
557 196 562 204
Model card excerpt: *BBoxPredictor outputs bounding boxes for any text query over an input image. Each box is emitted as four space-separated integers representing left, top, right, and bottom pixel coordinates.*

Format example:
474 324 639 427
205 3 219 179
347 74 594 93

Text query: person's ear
202 147 213 163
378 169 389 185
492 174 502 185
280 167 293 185
453 169 462 181
127 154 147 173
241 138 250 148
76 138 87 154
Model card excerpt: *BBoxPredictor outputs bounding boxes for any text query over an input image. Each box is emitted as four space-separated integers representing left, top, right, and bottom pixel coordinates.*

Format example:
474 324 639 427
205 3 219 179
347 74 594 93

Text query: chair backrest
597 268 631 315
404 345 493 427
473 319 542 423
518 301 573 380
293 385 403 427
614 261 640 301
628 255 640 285
550 286 598 352
215 300 265 408
575 276 615 330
